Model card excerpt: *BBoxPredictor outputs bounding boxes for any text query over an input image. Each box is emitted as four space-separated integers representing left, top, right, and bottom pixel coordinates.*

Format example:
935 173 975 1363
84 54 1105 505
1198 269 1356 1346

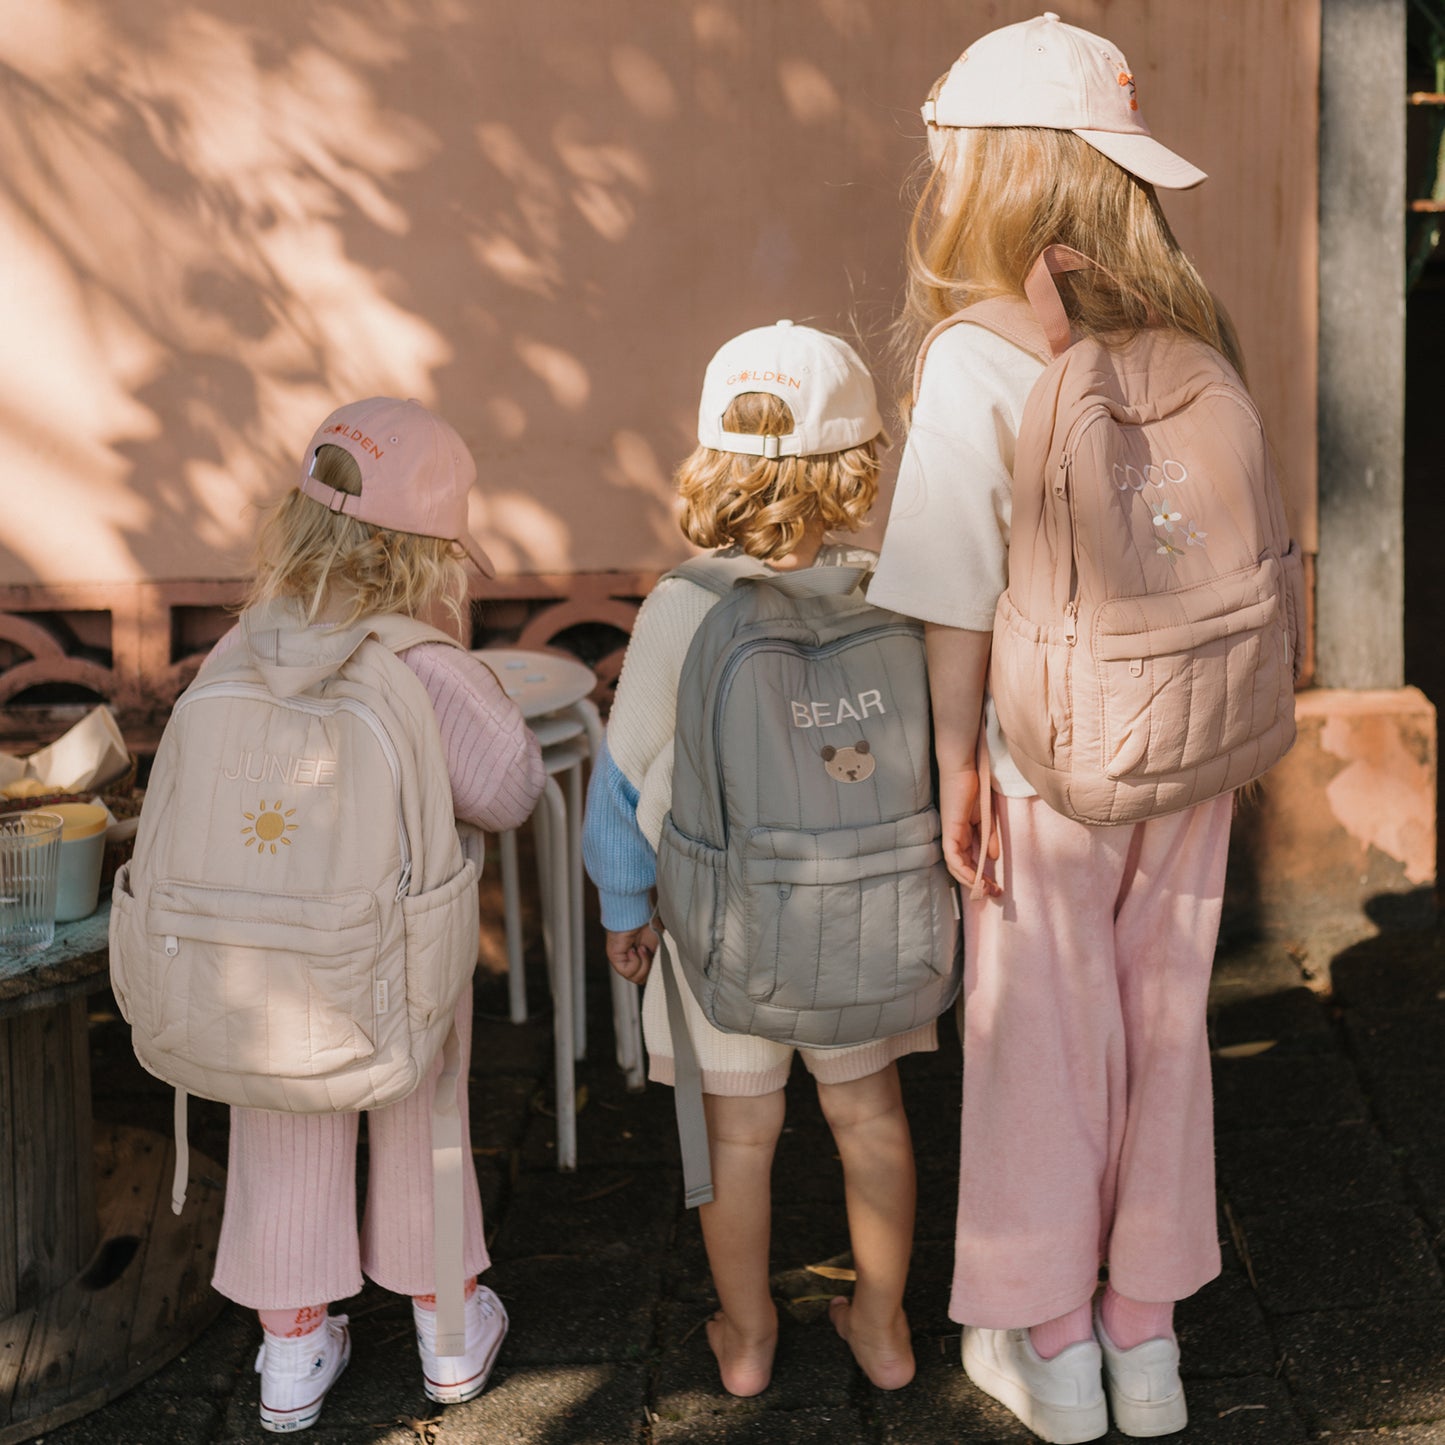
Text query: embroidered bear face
821 741 875 783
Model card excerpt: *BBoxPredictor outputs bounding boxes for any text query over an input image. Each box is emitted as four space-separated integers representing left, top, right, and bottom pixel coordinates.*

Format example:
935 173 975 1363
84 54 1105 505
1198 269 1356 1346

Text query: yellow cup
50 803 109 923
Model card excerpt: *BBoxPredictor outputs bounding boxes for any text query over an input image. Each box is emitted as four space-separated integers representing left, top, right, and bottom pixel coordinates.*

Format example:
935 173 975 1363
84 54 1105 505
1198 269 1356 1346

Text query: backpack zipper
174 681 414 899
1057 448 1081 645
1055 403 1111 646
710 627 917 836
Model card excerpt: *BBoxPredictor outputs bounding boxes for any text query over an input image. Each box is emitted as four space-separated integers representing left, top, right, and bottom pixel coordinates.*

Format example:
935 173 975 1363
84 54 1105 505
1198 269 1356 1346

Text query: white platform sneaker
414 1285 509 1404
1095 1310 1189 1437
255 1314 351 1433
961 1325 1108 1444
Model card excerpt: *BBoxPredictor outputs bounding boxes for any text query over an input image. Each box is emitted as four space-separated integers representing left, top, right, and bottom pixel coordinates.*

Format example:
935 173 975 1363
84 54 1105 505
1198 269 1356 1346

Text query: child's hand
939 765 1002 898
605 925 658 984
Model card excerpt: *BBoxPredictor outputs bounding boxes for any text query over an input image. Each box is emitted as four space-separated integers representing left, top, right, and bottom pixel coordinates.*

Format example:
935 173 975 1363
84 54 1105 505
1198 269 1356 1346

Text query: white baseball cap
696 321 883 459
922 12 1206 191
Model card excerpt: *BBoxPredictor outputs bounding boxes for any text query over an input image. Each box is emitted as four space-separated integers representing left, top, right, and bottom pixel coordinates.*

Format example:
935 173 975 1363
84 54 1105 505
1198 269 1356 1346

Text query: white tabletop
471 648 597 720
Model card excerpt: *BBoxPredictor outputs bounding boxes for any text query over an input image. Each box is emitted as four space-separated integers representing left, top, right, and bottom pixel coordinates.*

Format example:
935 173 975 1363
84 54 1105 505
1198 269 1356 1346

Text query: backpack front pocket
1093 556 1286 781
144 880 380 1080
740 809 953 1011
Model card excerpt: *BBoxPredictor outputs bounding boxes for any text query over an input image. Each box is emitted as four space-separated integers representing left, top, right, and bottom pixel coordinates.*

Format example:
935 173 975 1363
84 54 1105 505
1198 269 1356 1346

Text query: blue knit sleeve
582 735 656 931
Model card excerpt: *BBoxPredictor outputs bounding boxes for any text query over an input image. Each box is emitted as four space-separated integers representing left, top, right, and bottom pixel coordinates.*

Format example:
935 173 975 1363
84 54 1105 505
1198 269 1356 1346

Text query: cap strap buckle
715 430 795 460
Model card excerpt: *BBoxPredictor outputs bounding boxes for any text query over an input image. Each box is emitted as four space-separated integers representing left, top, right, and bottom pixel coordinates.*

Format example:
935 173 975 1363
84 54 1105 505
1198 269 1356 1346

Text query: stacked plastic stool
472 649 646 1171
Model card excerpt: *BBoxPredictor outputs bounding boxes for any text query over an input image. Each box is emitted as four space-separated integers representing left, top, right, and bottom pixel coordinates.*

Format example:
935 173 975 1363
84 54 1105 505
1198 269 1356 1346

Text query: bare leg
698 1089 786 1397
817 1063 917 1389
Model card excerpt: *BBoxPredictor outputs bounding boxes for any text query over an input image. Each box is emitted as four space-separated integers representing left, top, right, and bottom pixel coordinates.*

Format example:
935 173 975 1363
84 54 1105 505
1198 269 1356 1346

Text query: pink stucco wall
0 1 1318 587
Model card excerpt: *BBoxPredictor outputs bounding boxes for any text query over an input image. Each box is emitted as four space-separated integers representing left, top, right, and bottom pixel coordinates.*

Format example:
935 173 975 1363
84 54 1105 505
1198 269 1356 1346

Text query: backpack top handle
1023 244 1092 358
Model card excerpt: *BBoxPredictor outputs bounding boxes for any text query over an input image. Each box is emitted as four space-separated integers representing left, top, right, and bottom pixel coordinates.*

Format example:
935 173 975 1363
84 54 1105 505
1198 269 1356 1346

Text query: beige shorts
641 937 939 1097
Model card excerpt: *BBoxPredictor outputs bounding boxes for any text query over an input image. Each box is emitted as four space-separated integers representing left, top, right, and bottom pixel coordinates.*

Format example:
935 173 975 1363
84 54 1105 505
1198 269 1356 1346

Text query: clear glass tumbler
0 810 64 956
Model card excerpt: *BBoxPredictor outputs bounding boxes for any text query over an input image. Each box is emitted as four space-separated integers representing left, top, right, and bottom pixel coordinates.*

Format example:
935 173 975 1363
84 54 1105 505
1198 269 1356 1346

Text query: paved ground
36 877 1445 1445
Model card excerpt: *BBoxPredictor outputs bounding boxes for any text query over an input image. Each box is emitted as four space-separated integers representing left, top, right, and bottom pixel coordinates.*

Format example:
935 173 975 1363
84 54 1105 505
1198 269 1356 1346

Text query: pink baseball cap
297 397 496 577
922 12 1206 191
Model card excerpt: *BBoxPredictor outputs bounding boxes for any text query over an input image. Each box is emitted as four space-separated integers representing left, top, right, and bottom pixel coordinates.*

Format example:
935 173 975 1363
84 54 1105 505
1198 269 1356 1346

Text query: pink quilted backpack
916 246 1306 826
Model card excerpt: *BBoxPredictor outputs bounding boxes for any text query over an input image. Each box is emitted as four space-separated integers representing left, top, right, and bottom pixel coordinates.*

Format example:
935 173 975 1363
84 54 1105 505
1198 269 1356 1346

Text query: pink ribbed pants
212 989 489 1310
951 792 1231 1329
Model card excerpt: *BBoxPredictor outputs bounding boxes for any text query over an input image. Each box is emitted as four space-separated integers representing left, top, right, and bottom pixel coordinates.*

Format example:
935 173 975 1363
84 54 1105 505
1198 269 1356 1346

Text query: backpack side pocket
402 858 481 1033
108 862 142 1030
656 815 726 983
992 590 1073 775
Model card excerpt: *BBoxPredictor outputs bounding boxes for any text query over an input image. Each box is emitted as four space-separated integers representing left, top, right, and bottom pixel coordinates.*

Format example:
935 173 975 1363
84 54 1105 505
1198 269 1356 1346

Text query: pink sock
413 1276 478 1311
1029 1302 1095 1360
258 1304 328 1338
1100 1285 1175 1350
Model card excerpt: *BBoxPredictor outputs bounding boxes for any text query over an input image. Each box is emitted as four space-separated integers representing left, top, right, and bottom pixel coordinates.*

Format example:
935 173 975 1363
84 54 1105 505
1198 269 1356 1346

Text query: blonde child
209 398 544 1430
582 322 933 1397
868 15 1244 1442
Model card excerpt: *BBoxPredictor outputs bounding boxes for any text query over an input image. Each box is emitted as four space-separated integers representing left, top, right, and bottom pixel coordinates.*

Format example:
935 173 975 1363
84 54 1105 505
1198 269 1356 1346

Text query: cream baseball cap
696 321 882 459
298 396 496 576
922 12 1206 191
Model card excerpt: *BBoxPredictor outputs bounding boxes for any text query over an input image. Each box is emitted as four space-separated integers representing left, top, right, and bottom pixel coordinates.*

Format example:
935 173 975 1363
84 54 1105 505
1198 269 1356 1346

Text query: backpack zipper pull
395 861 412 901
1064 601 1079 645
164 935 179 957
1054 454 1070 499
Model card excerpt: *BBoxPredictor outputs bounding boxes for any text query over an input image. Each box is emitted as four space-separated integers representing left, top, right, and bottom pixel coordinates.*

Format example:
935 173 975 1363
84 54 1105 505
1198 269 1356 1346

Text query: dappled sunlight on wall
0 0 456 583
0 0 1317 586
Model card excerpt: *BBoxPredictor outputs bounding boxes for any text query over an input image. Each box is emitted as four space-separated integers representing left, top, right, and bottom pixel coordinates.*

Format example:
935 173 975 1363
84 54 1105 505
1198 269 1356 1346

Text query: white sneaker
414 1285 508 1404
961 1325 1108 1444
255 1314 351 1433
1095 1310 1188 1437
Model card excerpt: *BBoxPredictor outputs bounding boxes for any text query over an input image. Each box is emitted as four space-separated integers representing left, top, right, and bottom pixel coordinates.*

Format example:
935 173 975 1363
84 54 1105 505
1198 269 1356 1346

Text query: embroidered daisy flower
1183 520 1208 547
1149 499 1182 533
1156 539 1184 558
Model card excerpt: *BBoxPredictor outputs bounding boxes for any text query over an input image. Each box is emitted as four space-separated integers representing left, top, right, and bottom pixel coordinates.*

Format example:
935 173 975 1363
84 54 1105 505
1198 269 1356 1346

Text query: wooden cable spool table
0 905 225 1443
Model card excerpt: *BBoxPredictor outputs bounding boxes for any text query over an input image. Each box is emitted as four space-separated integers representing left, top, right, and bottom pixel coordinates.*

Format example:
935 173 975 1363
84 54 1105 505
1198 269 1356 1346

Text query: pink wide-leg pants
951 792 1232 1328
211 989 489 1310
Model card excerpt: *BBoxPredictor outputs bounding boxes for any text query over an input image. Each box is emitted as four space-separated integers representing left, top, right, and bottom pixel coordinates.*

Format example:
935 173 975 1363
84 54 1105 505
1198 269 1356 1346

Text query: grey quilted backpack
653 557 961 1203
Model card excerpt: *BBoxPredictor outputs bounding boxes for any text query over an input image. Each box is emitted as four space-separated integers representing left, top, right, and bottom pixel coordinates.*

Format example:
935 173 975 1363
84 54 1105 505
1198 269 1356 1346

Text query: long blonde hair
898 121 1242 400
246 444 468 630
675 393 883 563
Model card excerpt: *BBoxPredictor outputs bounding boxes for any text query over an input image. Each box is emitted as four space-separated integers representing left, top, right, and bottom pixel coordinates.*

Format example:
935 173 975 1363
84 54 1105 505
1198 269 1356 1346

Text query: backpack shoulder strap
912 245 1105 402
662 553 771 597
912 298 1053 402
364 613 465 655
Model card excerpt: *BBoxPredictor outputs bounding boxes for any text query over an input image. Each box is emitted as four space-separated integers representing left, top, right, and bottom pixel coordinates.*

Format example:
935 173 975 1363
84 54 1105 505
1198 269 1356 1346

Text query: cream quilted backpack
916 246 1306 826
110 598 480 1351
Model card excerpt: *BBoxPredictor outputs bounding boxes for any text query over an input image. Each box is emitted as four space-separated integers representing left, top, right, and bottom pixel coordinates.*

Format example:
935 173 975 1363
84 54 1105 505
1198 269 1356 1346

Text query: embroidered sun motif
241 799 298 855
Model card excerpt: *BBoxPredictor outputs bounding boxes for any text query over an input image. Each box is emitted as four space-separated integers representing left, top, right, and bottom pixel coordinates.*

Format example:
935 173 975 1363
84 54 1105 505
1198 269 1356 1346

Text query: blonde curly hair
246 444 469 631
675 393 884 563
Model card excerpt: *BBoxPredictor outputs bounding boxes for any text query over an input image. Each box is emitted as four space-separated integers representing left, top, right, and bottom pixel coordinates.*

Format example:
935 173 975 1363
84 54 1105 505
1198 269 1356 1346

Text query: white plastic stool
487 671 646 1177
498 703 645 1088
565 698 644 1091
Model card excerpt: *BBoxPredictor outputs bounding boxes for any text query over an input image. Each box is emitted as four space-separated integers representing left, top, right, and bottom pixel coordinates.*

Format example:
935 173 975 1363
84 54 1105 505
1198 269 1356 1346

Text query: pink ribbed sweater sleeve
399 643 544 833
